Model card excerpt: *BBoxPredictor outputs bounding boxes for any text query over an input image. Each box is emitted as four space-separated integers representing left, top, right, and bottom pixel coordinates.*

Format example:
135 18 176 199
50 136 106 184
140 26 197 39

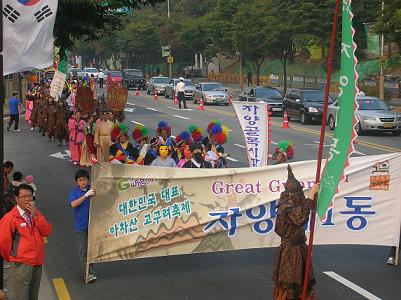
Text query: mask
159 146 169 158
194 152 203 163
184 145 191 159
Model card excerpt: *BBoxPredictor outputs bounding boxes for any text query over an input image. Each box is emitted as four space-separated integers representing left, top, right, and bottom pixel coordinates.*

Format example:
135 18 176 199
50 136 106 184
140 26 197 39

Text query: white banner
50 70 66 99
232 101 268 167
2 0 59 75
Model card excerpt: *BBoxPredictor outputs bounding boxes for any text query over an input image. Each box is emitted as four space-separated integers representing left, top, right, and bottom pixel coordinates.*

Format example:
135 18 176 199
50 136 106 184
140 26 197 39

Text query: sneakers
14 129 21 132
30 127 34 131
387 256 395 265
85 273 98 283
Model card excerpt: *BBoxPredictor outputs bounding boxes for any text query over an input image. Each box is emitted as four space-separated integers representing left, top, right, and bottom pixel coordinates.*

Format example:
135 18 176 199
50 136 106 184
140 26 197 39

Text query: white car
83 67 99 79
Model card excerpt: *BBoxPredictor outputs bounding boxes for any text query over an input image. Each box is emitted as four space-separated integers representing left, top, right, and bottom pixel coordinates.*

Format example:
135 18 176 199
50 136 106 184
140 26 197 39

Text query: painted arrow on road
50 150 71 160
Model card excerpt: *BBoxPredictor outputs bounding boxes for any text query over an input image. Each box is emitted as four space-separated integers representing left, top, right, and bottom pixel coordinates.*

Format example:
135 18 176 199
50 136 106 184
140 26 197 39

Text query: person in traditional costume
157 121 175 148
132 125 149 165
171 131 192 164
150 145 176 167
44 96 57 142
272 140 295 165
188 124 204 144
29 90 40 131
89 74 97 100
94 110 113 162
176 145 192 168
182 143 213 169
37 94 48 136
55 101 68 146
144 137 163 166
68 112 86 165
272 165 320 300
108 123 139 164
80 115 97 167
25 90 34 127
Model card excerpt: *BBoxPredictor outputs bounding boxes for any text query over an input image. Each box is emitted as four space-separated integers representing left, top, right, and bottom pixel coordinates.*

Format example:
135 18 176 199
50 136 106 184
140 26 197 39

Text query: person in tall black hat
182 143 213 168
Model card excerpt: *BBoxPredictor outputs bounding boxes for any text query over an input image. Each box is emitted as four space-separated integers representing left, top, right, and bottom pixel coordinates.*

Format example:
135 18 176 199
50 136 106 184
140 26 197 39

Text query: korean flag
2 0 59 75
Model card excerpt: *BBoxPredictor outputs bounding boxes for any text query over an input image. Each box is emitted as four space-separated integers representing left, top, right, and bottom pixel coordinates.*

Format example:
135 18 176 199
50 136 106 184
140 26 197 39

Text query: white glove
85 188 95 198
139 144 149 158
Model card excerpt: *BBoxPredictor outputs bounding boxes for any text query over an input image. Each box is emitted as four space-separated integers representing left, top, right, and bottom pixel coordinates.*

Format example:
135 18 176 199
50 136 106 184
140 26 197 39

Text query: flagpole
301 0 341 299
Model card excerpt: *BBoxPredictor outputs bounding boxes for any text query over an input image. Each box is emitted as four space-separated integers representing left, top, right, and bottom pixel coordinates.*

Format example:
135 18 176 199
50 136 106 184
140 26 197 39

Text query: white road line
352 150 367 156
127 103 136 106
146 107 158 111
323 271 381 300
228 129 233 132
173 114 190 120
270 141 278 145
226 157 238 162
167 106 193 111
131 120 144 126
234 144 246 149
124 108 135 113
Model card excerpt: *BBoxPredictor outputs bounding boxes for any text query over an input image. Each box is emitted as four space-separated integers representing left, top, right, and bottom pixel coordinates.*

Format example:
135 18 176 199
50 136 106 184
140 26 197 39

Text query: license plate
383 123 393 128
272 108 282 111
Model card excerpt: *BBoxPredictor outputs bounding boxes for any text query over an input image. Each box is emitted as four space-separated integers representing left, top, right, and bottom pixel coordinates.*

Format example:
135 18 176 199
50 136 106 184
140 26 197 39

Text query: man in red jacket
0 184 52 300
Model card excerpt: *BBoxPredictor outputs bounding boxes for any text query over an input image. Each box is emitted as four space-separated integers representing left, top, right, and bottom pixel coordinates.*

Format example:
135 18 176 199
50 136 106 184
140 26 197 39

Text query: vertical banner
232 101 268 167
317 0 359 218
50 49 68 99
364 23 380 56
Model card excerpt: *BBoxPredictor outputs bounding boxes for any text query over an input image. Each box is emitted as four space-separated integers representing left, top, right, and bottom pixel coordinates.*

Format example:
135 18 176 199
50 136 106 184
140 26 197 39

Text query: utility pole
167 0 172 78
379 0 385 100
239 53 243 91
167 0 170 18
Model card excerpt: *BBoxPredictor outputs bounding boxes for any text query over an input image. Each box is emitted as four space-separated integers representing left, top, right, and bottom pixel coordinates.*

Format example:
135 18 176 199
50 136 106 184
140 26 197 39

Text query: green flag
317 0 358 219
364 23 380 56
58 49 68 74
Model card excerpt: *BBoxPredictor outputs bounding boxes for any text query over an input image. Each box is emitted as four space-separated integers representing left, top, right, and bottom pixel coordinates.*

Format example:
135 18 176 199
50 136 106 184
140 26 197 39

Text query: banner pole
301 0 341 299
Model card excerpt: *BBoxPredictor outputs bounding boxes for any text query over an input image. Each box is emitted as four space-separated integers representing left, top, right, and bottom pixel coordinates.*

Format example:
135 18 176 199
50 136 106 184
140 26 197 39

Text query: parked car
147 76 170 95
106 70 123 85
238 86 283 114
327 96 401 136
123 69 146 90
83 67 99 79
283 89 333 124
165 78 196 100
71 68 84 80
193 82 229 105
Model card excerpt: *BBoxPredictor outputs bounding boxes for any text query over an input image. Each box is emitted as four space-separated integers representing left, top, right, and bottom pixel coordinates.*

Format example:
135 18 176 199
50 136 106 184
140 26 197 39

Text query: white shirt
98 72 105 79
17 205 27 217
176 81 185 92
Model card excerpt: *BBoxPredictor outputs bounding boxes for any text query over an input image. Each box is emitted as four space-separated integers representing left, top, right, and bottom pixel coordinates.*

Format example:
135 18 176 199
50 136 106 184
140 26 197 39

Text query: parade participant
157 121 175 148
37 93 48 136
176 144 192 168
44 96 57 142
68 169 97 283
132 125 149 165
80 115 97 167
202 120 221 151
144 137 163 166
272 140 295 165
176 77 187 109
55 101 69 146
66 88 77 118
0 184 52 300
29 90 40 131
109 123 139 164
188 124 204 144
25 90 35 127
89 74 97 100
68 111 85 165
183 143 213 168
94 110 113 162
150 145 176 167
272 165 320 300
172 131 192 163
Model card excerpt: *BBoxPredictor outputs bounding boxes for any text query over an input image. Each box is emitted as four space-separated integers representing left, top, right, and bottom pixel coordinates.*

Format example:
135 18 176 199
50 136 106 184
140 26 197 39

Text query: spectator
247 70 253 87
0 184 52 300
7 91 23 132
10 171 24 189
3 161 14 192
68 169 97 283
24 175 37 201
98 69 104 89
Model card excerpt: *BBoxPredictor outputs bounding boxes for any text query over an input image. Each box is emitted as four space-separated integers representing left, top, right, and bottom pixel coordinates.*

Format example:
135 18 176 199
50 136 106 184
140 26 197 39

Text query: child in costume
108 123 139 164
188 124 204 144
150 145 176 168
80 115 97 167
183 143 213 169
176 145 192 168
144 137 163 165
132 125 149 165
172 131 192 164
68 112 86 165
157 121 176 148
272 140 294 165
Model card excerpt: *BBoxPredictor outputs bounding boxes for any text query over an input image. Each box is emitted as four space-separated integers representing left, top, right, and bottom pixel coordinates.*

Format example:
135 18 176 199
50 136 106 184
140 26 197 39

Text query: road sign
167 56 174 64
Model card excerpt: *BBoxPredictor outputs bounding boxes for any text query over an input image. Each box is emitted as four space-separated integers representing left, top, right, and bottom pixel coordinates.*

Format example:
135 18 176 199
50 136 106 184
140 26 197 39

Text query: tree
375 0 401 52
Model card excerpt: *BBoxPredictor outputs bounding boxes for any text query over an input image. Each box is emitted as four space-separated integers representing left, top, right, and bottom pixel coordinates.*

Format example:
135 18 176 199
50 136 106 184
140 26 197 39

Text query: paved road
3 91 401 300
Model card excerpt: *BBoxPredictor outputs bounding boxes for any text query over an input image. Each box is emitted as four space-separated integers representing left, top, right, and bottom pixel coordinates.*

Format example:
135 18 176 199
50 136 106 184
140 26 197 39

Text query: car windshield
357 98 389 110
154 77 169 84
255 88 281 98
85 68 97 73
110 71 122 77
125 70 143 76
303 91 332 102
203 83 224 91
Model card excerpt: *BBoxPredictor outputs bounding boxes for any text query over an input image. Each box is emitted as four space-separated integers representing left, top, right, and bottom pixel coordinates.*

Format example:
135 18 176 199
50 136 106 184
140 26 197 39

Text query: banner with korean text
87 153 401 264
232 101 268 167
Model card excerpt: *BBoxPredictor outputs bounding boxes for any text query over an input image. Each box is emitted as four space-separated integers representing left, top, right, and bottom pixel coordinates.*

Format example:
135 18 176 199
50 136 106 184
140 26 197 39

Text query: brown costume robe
94 119 113 162
37 97 47 131
45 102 57 138
55 107 68 142
29 94 39 125
272 166 316 300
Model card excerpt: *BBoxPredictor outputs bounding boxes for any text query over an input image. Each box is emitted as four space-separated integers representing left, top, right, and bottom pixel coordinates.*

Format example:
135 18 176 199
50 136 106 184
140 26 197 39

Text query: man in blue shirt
7 91 22 132
68 169 97 283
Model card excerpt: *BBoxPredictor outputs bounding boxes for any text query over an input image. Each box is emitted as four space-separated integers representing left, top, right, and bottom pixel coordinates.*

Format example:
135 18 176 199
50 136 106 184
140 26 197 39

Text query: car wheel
355 122 363 135
300 112 309 125
392 131 401 136
165 92 169 98
328 115 335 130
147 89 150 95
194 98 197 104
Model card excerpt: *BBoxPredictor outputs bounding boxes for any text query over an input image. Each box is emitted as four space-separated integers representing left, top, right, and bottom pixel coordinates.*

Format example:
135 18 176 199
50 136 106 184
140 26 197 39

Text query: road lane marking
127 103 136 106
131 120 144 126
146 107 158 111
271 141 278 145
323 271 381 300
352 150 367 156
52 278 71 300
167 105 193 111
234 144 245 149
173 114 190 120
226 157 238 162
124 108 135 113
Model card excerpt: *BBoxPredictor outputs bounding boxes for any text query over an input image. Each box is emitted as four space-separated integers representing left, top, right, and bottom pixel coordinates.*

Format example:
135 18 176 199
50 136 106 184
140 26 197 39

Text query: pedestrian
0 184 52 300
94 110 113 162
68 169 97 283
80 115 97 167
176 77 187 109
151 145 176 167
98 69 104 89
247 70 253 87
55 101 68 146
7 91 23 132
68 111 86 165
272 165 319 300
386 226 401 265
25 90 34 127
44 96 57 142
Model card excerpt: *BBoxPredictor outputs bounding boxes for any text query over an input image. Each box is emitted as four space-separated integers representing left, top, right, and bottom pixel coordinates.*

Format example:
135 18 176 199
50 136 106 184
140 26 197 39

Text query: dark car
122 69 146 90
283 89 333 124
238 86 283 115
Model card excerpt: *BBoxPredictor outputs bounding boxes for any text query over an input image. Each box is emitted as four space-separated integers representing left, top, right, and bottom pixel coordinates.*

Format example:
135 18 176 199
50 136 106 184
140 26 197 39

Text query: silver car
193 82 229 105
147 76 170 95
327 96 401 136
83 67 98 79
165 78 196 100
